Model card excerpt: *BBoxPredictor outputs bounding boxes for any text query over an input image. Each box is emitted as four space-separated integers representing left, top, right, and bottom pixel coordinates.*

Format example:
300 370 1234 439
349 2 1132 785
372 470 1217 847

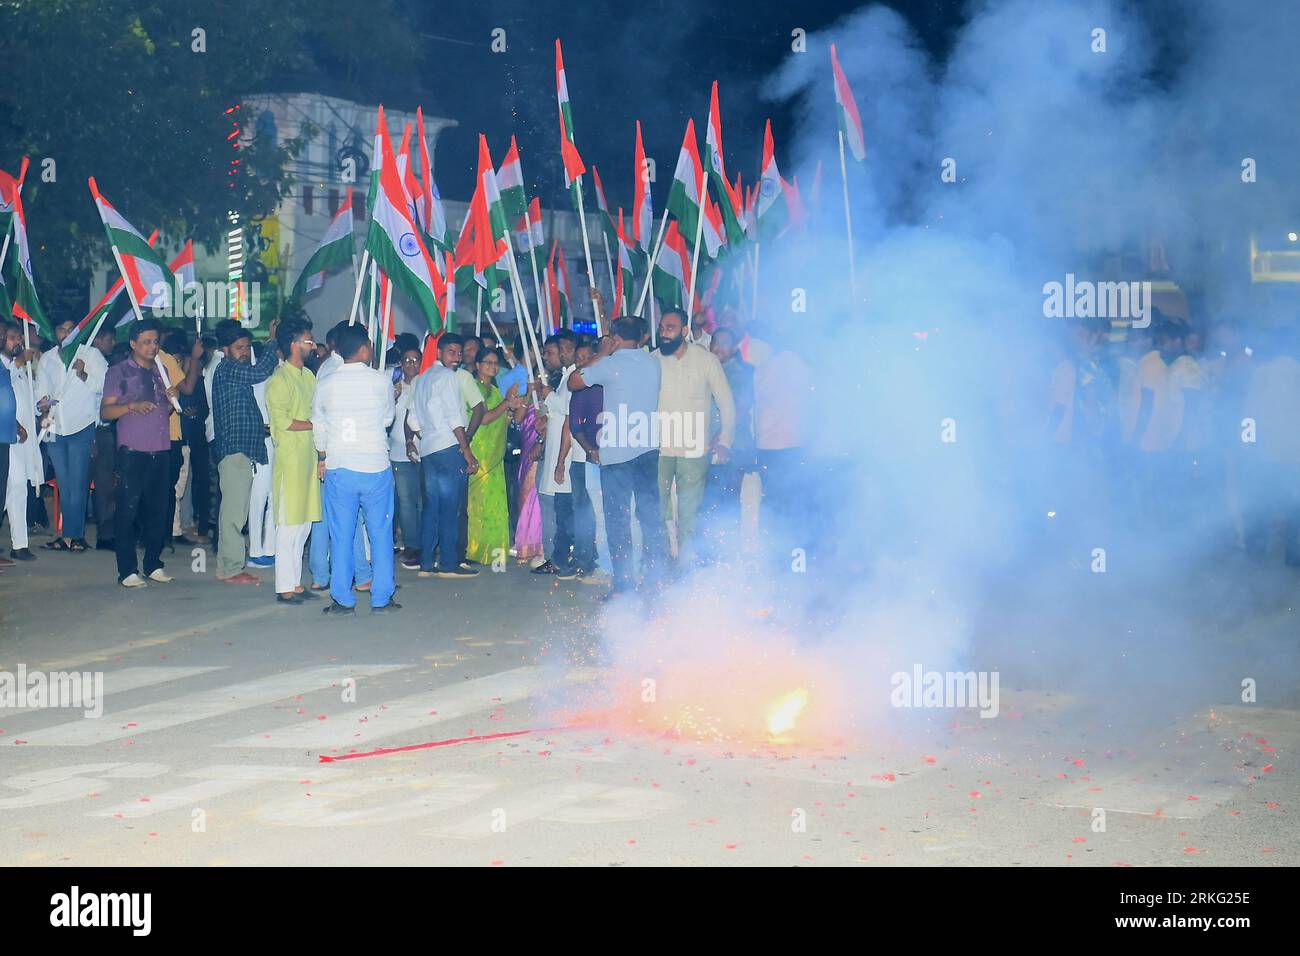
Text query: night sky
299 0 966 210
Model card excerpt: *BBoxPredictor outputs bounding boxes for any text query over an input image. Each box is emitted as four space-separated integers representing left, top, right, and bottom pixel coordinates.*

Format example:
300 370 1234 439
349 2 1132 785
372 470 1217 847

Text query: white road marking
424 780 680 839
9 665 407 747
1 666 224 716
90 765 333 819
219 665 551 750
255 772 501 827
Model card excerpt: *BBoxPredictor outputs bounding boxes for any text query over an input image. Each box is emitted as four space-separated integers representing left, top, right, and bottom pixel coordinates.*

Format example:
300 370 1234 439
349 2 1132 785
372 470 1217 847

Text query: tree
0 0 419 316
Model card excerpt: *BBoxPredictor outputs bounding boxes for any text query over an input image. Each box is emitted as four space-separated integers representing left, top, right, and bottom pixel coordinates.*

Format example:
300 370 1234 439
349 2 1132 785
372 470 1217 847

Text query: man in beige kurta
267 321 322 602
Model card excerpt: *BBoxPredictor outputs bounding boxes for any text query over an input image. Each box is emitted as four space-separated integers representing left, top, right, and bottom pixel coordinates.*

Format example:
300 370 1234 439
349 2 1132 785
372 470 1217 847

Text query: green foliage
0 0 418 316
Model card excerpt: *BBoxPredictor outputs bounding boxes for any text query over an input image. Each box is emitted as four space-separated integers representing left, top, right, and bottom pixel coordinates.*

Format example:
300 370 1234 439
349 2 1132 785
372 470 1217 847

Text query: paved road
0 544 1293 866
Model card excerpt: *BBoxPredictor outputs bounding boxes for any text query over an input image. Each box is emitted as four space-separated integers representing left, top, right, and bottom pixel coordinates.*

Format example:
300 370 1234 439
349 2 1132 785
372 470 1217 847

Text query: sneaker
247 555 275 568
120 573 148 589
172 535 195 546
436 566 479 579
276 593 304 605
401 559 421 571
459 559 481 569
10 548 35 561
148 569 173 583
322 601 355 617
556 566 579 580
295 589 320 601
371 601 403 614
531 561 560 575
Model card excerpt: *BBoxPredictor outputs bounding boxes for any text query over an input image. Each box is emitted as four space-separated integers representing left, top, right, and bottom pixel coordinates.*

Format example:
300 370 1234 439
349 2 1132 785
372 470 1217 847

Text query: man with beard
654 309 734 570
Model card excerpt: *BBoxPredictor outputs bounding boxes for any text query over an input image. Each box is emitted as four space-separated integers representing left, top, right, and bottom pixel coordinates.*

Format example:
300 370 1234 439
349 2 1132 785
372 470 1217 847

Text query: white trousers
249 436 276 558
173 444 191 535
5 468 30 551
274 495 310 593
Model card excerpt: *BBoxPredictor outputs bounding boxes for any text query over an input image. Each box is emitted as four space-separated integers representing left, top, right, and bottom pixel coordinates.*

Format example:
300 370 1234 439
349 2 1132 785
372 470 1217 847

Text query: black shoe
276 593 304 605
10 548 35 561
295 589 320 601
531 561 560 575
556 565 578 580
172 535 195 546
321 600 356 617
371 600 402 614
96 538 116 551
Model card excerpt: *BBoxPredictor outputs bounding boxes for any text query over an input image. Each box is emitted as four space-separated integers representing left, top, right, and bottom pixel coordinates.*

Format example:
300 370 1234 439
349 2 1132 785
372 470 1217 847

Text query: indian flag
756 120 790 240
63 232 154 363
89 177 173 311
705 81 747 246
496 136 527 226
831 44 867 162
111 229 162 340
416 107 450 251
291 188 354 300
547 241 571 328
0 157 27 223
665 118 704 251
652 220 691 311
363 106 447 334
555 39 586 202
701 195 726 259
615 208 635 314
516 197 546 271
478 135 510 243
632 121 653 256
8 185 53 340
590 165 618 248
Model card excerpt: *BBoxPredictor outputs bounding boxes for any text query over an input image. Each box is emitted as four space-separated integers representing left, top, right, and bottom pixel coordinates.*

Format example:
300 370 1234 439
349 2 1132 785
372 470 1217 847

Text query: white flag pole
838 129 858 311
379 275 394 372
634 209 670 317
475 286 483 338
599 228 617 313
684 171 709 335
572 179 603 335
346 248 371 326
501 231 545 376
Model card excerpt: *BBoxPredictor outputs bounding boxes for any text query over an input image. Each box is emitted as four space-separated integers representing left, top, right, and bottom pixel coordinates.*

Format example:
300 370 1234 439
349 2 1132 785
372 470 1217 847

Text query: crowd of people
0 304 810 613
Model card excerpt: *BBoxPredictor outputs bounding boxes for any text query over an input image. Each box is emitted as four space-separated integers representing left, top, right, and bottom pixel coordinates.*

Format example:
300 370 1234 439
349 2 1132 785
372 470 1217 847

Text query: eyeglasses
401 356 420 365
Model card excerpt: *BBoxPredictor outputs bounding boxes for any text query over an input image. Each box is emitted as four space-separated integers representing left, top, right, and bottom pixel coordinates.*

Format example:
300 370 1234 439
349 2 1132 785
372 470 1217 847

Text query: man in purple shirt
100 318 177 588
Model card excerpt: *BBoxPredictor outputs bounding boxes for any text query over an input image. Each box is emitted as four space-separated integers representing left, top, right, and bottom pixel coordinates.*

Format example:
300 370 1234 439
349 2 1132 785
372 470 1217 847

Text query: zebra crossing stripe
1 666 225 716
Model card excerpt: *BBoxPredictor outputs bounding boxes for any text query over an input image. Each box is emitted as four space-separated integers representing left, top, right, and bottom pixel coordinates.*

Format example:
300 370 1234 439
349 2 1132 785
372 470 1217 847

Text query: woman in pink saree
513 397 544 562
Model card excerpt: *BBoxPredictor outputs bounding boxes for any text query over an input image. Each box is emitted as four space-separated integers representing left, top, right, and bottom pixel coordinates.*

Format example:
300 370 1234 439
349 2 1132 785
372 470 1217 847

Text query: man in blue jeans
407 334 479 579
568 315 665 596
310 324 398 615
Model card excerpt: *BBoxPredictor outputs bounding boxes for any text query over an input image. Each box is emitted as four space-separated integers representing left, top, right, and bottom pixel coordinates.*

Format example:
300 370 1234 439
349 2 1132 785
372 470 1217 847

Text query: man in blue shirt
568 315 665 596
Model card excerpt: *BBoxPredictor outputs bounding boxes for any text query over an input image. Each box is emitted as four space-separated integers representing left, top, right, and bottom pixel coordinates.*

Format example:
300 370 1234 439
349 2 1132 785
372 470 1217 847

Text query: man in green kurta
267 319 323 604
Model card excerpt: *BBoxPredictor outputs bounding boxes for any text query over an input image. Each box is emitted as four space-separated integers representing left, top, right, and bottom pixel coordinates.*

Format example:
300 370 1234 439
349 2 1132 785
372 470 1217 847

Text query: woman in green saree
466 348 520 566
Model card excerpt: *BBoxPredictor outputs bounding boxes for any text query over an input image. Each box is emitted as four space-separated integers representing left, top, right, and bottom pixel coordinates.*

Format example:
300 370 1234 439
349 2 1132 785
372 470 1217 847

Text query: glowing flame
767 688 809 736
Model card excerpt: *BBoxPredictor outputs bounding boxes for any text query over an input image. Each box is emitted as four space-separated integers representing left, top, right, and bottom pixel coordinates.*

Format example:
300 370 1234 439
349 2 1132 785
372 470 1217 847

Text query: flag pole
493 263 541 410
527 250 549 341
634 210 671 326
572 179 603 335
346 248 371 325
501 231 545 375
751 241 761 324
838 129 858 311
108 243 180 412
685 172 709 336
367 260 378 338
599 229 617 314
379 275 394 372
0 219 13 277
475 286 483 338
36 307 115 444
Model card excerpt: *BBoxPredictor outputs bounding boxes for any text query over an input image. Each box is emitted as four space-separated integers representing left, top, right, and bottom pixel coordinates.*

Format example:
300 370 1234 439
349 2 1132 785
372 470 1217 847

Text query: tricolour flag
652 220 691 311
66 229 156 359
363 106 447 334
478 135 509 243
615 208 635 315
0 157 28 222
590 165 618 248
496 136 527 226
756 120 790 240
702 195 726 259
632 121 653 256
416 107 450 251
705 81 747 246
8 184 53 339
831 44 867 162
88 177 173 311
555 39 586 200
111 229 162 341
665 118 704 251
291 188 354 300
547 241 571 328
516 197 546 271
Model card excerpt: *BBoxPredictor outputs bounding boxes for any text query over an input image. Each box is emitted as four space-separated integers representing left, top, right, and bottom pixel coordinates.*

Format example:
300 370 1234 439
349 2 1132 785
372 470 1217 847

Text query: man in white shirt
2 323 40 561
312 323 397 615
407 333 478 578
247 373 277 566
35 320 108 551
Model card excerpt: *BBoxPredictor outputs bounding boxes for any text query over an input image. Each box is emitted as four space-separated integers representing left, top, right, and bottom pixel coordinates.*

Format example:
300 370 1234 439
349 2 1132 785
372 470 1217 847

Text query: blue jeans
569 461 597 570
309 515 371 587
419 445 464 572
49 424 95 540
322 467 395 608
600 450 666 592
392 460 422 549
